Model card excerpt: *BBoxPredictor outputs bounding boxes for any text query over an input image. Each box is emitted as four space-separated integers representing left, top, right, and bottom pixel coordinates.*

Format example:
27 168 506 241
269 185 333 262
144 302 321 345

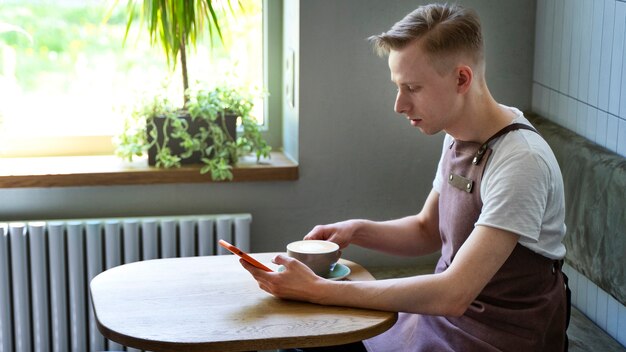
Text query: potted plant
108 0 270 181
116 85 270 181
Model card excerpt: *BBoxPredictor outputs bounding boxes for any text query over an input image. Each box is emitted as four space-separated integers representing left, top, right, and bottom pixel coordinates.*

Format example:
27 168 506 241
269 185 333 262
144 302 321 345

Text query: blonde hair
368 3 484 74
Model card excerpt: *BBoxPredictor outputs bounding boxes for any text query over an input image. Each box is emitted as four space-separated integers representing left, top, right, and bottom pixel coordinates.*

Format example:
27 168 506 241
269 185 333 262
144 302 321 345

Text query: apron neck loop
472 123 539 165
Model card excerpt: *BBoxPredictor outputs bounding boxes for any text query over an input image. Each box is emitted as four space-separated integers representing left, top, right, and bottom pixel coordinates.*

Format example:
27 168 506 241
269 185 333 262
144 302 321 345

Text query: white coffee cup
286 240 341 277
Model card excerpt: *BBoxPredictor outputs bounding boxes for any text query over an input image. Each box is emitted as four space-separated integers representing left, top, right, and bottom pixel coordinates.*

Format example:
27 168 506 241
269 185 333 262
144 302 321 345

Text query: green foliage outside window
0 1 265 163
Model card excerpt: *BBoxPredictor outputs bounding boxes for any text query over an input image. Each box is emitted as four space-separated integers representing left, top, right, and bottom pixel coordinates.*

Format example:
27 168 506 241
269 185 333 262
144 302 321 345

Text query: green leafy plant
108 0 270 180
115 85 270 181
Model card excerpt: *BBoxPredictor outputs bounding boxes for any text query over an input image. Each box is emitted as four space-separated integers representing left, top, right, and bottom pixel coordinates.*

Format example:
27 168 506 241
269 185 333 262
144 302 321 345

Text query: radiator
0 213 252 352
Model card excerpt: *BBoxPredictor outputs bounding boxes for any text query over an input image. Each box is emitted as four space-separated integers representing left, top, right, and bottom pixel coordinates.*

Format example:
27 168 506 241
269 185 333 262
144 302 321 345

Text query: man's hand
303 220 364 249
239 254 328 303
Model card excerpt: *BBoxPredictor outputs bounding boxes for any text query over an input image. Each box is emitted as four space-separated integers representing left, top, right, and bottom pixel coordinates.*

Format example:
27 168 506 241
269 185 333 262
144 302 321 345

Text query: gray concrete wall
0 0 535 269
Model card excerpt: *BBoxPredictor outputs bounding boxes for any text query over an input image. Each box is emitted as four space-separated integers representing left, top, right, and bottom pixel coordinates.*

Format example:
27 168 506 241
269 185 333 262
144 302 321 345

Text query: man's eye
396 85 418 93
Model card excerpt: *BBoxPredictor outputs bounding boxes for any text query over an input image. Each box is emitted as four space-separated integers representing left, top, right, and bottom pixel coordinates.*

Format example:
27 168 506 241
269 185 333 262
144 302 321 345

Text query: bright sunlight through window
0 0 263 157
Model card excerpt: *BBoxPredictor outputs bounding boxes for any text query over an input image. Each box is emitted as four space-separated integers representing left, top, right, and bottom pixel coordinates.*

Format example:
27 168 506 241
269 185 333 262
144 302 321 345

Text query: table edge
90 253 398 351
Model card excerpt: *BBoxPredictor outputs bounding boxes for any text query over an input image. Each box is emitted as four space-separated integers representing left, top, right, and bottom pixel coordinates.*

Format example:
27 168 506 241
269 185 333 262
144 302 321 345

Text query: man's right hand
302 190 441 256
303 219 366 249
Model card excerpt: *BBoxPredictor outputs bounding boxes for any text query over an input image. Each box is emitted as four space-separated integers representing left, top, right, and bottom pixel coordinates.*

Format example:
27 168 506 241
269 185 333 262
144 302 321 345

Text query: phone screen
218 239 273 272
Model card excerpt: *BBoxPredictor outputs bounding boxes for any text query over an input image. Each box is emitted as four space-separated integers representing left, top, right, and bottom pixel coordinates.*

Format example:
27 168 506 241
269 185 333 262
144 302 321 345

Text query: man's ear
456 66 473 93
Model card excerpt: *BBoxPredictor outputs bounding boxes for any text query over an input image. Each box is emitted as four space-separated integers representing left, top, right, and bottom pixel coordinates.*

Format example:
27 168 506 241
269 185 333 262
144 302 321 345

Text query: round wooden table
90 253 397 352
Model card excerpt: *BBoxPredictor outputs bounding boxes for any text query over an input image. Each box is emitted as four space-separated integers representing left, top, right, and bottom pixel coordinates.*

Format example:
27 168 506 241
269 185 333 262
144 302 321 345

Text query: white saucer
278 263 351 281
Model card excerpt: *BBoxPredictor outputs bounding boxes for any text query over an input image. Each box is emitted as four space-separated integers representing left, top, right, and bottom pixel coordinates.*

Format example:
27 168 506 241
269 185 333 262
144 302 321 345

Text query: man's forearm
351 216 441 256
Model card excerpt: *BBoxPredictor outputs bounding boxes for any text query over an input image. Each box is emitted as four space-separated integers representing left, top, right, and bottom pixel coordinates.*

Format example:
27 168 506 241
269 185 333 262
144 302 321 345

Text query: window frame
261 0 283 150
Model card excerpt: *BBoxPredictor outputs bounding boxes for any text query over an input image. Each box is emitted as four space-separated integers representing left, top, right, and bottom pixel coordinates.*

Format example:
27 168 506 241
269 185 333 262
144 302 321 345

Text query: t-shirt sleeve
476 151 551 242
432 135 452 193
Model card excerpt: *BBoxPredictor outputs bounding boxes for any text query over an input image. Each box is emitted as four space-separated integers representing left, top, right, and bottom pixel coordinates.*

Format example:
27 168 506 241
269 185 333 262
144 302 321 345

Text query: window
0 0 270 158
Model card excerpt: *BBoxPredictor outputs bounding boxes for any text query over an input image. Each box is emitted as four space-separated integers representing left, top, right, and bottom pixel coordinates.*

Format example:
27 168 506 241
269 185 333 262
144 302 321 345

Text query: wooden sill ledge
0 152 298 188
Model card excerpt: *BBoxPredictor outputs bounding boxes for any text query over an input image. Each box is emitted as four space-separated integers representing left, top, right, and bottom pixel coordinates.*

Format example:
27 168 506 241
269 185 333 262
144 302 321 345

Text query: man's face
388 40 461 135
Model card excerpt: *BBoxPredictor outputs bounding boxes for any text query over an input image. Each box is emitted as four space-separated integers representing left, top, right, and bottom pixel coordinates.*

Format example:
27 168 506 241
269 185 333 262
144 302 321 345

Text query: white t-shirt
433 106 566 259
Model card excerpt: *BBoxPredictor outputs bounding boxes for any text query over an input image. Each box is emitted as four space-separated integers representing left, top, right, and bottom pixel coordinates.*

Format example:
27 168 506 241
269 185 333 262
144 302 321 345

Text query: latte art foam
287 240 339 253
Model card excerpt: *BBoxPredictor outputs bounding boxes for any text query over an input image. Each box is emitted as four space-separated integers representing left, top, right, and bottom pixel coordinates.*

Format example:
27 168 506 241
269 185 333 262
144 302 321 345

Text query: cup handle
330 250 342 272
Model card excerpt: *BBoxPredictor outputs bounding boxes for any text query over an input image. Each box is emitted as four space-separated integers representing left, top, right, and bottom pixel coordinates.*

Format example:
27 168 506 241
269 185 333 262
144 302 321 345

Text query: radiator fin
0 214 251 352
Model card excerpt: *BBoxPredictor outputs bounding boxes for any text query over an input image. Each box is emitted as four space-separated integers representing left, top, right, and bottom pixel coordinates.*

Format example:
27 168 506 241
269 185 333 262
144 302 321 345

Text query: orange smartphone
218 239 273 272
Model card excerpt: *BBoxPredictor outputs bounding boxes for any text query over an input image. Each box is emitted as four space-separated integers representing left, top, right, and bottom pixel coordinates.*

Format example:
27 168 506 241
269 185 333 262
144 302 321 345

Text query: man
241 3 569 351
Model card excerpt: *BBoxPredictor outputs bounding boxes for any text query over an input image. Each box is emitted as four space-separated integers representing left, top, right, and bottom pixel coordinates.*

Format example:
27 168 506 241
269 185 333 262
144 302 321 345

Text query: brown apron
364 124 568 352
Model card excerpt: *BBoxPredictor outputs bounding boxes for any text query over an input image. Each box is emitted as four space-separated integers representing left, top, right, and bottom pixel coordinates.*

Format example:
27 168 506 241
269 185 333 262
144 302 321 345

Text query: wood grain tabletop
90 253 397 352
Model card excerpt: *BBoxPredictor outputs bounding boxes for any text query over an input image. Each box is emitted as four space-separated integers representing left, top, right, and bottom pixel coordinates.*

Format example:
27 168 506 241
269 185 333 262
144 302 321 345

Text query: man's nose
394 91 407 115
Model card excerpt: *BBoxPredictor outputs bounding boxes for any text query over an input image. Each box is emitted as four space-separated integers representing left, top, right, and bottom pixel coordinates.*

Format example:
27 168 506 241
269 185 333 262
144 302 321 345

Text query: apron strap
560 261 572 352
472 123 539 165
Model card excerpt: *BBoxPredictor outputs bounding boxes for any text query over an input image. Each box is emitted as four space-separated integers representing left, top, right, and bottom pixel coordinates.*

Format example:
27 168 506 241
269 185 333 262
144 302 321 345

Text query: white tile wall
560 1 574 91
533 1 626 345
598 0 616 111
596 110 608 145
577 101 587 135
552 0 565 88
609 2 625 116
585 105 597 141
563 264 626 346
598 289 610 330
588 0 604 107
619 119 626 155
619 303 626 347
578 0 593 100
608 295 620 339
570 0 582 97
607 114 619 150
532 0 626 158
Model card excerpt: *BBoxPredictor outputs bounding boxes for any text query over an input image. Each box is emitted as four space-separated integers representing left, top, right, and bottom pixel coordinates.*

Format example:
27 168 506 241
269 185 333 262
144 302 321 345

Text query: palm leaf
107 0 240 106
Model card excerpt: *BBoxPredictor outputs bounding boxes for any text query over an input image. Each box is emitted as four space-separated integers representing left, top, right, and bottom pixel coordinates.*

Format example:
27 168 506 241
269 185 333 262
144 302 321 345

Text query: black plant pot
147 112 237 166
